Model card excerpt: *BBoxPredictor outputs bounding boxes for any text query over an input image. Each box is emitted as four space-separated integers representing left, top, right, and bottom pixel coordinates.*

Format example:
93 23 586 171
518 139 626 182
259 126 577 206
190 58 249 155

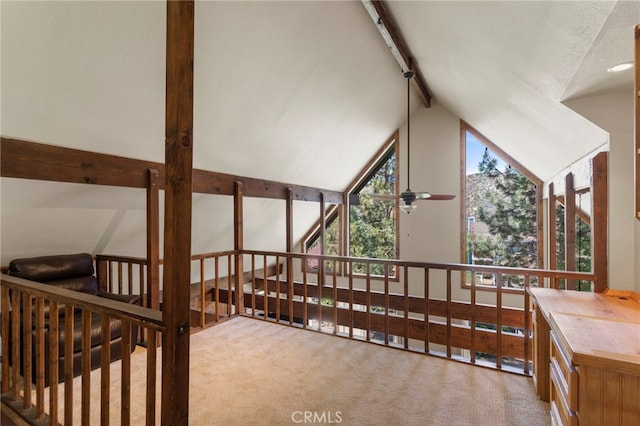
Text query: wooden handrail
1 275 164 331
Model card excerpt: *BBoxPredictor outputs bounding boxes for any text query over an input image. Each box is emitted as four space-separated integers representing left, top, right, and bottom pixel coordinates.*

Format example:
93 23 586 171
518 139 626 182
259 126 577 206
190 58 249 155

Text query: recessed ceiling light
607 62 633 73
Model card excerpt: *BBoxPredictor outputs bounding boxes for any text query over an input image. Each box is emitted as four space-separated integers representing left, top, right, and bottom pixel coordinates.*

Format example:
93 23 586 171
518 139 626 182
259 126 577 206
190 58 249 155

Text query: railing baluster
263 255 268 321
317 259 322 331
332 260 338 335
496 273 503 370
146 331 157 426
35 297 45 418
1 287 10 395
11 291 21 401
108 261 113 293
524 275 531 375
424 268 430 353
227 255 233 315
403 265 409 349
215 256 220 323
118 262 124 295
446 269 452 358
50 300 59 423
81 310 92 425
470 270 477 365
366 263 371 342
22 294 32 409
101 316 111 426
64 305 74 426
289 256 295 326
275 255 281 323
251 254 256 318
303 257 308 329
127 264 133 295
121 320 132 426
200 258 206 328
348 260 353 339
384 263 390 346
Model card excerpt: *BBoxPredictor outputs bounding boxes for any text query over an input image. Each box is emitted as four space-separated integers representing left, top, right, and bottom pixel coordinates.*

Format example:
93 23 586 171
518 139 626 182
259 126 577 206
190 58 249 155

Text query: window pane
350 152 396 276
464 130 538 287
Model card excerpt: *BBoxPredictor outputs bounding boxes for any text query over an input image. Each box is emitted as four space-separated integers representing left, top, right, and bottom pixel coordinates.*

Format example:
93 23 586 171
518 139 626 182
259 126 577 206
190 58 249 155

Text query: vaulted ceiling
1 0 638 264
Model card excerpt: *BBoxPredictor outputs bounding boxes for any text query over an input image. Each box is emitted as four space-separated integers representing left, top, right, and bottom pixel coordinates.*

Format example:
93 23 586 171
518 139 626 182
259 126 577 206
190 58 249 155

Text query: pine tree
476 149 537 286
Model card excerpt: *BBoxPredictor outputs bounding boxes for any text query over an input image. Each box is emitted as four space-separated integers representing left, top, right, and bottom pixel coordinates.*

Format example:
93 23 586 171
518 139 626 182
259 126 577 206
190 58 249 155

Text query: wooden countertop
528 287 640 376
528 287 640 324
550 312 640 376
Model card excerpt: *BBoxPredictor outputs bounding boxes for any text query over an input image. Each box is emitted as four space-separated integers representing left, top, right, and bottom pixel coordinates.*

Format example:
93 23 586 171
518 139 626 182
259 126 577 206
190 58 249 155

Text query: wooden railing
1 274 165 425
239 250 596 375
1 250 597 425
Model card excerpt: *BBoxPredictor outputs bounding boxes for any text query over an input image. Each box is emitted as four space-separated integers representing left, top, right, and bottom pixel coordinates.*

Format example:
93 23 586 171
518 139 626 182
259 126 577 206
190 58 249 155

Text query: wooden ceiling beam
362 0 432 107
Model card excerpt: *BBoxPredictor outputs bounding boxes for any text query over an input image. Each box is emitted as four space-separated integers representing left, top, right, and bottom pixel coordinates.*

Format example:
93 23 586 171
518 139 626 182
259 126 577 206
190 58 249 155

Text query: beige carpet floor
43 316 549 425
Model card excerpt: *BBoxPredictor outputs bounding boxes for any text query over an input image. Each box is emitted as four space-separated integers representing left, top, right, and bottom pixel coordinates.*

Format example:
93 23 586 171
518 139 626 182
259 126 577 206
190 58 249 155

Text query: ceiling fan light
399 203 417 214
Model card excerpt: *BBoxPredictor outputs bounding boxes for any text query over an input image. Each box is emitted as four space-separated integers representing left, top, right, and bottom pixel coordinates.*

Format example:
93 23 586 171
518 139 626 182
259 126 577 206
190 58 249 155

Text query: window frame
302 131 400 279
459 121 543 290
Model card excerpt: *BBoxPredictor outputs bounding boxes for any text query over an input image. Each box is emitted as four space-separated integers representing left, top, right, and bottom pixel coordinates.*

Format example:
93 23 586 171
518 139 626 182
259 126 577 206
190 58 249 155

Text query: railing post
592 152 608 292
96 256 109 293
161 1 194 424
147 168 160 319
286 188 294 325
234 181 244 314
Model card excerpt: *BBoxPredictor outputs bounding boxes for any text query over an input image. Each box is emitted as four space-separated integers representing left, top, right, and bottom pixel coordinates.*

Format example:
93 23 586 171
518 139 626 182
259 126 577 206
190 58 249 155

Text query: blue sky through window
466 131 507 175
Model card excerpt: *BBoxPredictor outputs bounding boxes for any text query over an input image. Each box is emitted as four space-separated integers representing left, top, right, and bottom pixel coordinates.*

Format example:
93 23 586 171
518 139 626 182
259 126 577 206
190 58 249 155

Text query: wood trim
460 121 544 270
161 2 194 424
364 1 431 107
460 121 542 187
147 169 160 314
460 122 467 263
635 24 640 220
592 152 608 292
565 173 576 290
0 137 343 204
234 181 244 314
548 183 557 271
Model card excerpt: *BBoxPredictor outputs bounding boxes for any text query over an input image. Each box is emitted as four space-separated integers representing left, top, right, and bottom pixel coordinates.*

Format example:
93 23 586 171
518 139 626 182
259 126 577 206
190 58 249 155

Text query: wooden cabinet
529 288 640 426
550 330 577 426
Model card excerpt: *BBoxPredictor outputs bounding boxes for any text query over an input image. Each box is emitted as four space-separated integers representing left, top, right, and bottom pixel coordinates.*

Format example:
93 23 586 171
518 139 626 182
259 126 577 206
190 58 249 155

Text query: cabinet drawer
550 361 578 426
550 330 578 411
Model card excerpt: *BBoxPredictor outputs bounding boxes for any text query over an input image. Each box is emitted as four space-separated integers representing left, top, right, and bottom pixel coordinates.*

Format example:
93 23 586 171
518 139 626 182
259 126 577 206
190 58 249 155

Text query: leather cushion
9 253 95 283
47 312 126 353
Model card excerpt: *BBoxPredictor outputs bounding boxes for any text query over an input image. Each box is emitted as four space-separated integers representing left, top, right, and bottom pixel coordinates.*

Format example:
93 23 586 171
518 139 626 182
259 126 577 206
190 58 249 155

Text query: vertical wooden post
319 193 326 288
161 1 194 425
592 152 608 292
564 173 576 290
635 24 639 220
535 185 544 269
147 169 160 314
548 183 557 276
286 188 294 324
234 181 244 314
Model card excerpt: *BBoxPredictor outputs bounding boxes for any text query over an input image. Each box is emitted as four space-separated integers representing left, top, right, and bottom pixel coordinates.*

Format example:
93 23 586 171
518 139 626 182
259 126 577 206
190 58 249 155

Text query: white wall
564 90 639 292
399 102 460 264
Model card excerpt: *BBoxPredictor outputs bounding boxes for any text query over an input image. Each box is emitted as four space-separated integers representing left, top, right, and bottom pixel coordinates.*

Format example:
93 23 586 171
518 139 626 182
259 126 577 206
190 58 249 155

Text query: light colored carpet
44 316 549 425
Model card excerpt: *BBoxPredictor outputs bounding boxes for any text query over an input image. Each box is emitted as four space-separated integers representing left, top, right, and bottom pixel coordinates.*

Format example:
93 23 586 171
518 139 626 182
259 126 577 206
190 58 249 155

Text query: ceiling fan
373 70 456 214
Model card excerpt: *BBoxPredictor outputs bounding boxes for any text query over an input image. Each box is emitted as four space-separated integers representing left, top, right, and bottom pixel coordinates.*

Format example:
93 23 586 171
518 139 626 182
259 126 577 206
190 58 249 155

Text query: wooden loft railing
1 274 164 426
238 250 596 375
1 249 596 424
90 249 597 376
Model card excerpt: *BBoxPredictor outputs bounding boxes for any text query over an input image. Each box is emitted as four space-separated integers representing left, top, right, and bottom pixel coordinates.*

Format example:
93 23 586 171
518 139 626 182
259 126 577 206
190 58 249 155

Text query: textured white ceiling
386 0 636 181
1 0 638 264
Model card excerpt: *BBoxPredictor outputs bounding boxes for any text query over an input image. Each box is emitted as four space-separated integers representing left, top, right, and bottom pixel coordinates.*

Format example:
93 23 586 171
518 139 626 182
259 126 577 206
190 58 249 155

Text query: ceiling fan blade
371 194 400 200
424 194 456 201
414 192 432 200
